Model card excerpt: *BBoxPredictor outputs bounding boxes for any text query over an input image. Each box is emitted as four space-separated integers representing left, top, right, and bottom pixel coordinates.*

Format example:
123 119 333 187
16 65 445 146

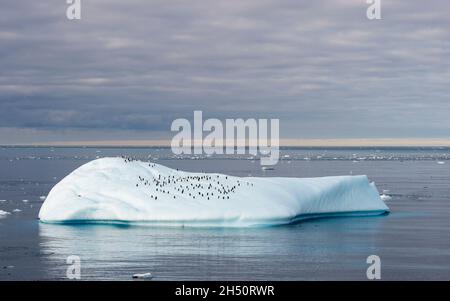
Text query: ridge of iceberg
38 157 389 227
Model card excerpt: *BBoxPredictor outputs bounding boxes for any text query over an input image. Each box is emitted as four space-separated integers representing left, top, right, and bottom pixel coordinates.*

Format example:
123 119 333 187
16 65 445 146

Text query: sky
1 0 449 144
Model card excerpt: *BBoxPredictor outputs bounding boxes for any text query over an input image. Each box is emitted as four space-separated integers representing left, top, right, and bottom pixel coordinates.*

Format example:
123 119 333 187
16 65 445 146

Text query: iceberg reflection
39 215 386 280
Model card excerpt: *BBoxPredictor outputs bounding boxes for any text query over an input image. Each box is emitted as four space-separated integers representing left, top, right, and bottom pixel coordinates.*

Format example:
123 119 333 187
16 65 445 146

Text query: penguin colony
122 156 254 202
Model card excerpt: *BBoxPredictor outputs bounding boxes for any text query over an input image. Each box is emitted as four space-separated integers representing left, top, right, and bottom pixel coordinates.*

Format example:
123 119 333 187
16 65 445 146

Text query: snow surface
38 157 389 227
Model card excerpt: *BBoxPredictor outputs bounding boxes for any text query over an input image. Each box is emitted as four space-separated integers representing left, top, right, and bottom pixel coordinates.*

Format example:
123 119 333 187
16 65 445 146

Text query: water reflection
39 215 386 280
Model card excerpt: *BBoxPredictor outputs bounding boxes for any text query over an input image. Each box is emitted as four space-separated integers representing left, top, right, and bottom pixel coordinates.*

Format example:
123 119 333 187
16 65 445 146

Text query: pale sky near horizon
1 0 450 144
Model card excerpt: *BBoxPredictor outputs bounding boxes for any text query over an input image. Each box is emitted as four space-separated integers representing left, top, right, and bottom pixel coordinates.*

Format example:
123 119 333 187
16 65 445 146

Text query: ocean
0 147 449 280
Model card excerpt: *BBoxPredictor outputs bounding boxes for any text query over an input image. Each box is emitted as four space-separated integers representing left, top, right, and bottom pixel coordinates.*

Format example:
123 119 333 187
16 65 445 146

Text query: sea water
0 147 449 280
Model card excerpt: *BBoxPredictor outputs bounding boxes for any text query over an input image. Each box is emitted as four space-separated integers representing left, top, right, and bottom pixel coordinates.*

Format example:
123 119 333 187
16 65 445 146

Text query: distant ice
380 194 392 201
132 272 153 279
22 199 29 203
261 166 275 171
0 210 10 218
13 209 22 213
39 196 47 201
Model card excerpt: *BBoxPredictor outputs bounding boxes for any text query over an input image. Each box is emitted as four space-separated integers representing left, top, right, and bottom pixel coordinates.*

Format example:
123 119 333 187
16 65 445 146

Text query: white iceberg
38 157 389 227
0 210 10 218
132 272 153 279
380 194 392 201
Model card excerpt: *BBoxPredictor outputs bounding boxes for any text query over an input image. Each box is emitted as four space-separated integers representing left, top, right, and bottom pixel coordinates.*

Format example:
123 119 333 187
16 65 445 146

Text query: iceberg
132 272 153 279
0 209 10 218
380 194 392 201
38 157 389 227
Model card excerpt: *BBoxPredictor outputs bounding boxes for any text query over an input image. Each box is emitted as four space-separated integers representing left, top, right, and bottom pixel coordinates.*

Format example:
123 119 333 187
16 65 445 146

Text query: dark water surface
0 147 449 280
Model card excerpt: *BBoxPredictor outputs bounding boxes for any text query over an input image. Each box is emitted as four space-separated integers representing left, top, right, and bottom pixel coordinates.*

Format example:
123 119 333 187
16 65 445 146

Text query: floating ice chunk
2 265 14 269
0 210 10 218
22 199 29 203
261 166 275 171
13 209 22 213
39 158 390 227
132 272 153 279
380 194 392 201
39 196 47 201
437 161 445 165
0 200 6 203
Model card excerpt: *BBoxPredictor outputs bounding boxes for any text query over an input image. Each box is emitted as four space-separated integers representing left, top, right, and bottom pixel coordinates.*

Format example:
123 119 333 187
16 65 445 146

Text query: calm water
0 147 449 280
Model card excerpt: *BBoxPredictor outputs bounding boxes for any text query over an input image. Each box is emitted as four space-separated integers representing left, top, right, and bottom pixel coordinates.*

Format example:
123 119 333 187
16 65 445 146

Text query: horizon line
3 138 450 148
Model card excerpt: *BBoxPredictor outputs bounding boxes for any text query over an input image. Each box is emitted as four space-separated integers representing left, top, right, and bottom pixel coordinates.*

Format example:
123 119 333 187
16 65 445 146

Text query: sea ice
38 157 389 227
380 194 392 201
132 272 153 279
0 210 10 218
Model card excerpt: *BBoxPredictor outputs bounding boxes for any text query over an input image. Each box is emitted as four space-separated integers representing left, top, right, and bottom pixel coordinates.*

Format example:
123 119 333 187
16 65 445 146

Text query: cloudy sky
1 0 449 144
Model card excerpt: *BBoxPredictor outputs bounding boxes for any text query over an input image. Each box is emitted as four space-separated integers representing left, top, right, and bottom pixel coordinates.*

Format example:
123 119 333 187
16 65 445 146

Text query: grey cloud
1 0 450 143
